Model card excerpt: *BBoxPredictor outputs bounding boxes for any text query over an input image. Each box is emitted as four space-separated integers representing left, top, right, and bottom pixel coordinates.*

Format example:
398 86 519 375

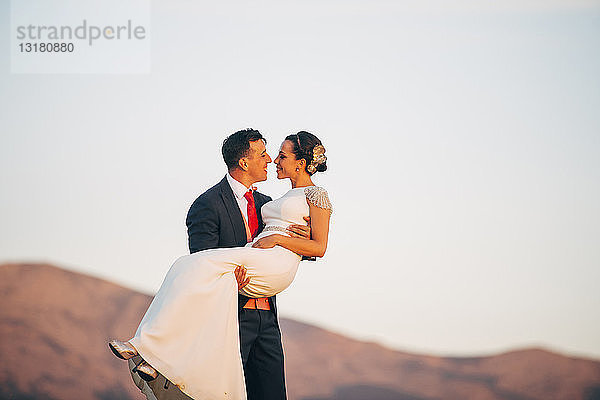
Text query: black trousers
239 308 287 400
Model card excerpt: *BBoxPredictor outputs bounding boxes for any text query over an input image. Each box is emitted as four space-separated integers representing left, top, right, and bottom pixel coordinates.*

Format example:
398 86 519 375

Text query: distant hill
1 263 599 400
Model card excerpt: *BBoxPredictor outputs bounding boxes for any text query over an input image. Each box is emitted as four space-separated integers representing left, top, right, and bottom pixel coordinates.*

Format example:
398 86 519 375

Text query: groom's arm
186 197 219 253
187 195 249 290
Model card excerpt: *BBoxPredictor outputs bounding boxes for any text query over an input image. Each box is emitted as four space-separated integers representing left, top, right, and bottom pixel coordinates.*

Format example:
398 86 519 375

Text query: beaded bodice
255 186 332 240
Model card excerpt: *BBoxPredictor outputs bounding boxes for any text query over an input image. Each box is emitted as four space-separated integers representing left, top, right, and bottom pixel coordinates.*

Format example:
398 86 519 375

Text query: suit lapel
218 177 246 245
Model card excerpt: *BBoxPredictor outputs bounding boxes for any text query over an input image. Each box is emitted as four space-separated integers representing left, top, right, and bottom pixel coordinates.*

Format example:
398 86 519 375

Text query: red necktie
242 190 270 310
244 190 259 239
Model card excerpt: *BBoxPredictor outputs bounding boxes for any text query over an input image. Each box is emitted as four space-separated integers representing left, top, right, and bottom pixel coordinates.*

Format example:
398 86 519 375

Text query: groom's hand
287 216 311 239
234 265 250 291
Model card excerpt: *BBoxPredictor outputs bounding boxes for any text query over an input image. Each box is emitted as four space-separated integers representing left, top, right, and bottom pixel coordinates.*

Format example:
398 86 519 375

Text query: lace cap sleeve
304 186 333 214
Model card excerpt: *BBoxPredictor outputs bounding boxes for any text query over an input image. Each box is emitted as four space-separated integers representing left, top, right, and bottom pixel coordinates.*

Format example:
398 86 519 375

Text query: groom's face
244 140 272 183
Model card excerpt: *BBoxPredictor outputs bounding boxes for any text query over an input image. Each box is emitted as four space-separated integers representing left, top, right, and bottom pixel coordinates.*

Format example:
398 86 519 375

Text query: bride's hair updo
284 131 328 175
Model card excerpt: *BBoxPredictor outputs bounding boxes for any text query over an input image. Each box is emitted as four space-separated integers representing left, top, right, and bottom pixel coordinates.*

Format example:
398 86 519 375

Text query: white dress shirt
226 173 251 223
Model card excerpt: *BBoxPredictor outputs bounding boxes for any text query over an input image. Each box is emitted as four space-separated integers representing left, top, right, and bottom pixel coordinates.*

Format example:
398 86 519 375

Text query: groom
187 128 284 400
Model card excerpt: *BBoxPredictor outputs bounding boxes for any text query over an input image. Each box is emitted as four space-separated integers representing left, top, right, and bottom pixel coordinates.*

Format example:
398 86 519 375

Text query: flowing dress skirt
129 240 301 400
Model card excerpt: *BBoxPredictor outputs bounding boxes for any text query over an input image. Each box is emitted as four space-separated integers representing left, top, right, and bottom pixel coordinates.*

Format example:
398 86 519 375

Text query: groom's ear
239 157 249 171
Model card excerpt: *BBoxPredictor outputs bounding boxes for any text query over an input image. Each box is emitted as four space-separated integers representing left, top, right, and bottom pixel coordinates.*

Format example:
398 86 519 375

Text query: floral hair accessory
307 144 326 174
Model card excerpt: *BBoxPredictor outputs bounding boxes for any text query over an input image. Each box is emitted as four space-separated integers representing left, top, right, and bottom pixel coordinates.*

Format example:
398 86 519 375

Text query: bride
109 132 332 400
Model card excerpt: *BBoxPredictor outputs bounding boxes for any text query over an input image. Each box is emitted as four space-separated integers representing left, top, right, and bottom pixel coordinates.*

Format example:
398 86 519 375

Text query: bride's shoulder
303 186 333 214
303 185 329 196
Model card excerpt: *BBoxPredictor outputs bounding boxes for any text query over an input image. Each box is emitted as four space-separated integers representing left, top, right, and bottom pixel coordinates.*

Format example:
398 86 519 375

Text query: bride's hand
252 235 283 249
286 216 311 239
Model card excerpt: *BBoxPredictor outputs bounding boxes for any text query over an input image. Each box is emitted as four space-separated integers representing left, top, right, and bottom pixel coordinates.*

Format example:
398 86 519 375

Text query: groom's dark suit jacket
186 176 277 314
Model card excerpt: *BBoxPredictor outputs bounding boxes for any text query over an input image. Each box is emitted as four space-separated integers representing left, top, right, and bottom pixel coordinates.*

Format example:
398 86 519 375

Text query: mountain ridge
1 263 599 400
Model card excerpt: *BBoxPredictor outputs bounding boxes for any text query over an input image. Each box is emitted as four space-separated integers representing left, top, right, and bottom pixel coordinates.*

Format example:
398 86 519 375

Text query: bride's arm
252 204 331 257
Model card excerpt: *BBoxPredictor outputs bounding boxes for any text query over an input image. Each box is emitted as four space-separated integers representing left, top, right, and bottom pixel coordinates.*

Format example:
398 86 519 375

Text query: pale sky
1 0 599 359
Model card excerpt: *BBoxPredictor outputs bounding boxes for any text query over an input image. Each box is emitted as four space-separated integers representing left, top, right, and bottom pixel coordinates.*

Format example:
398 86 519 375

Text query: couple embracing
109 129 332 400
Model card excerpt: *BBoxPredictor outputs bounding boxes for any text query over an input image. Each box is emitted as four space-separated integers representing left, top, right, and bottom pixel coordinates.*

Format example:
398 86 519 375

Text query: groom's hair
222 128 266 171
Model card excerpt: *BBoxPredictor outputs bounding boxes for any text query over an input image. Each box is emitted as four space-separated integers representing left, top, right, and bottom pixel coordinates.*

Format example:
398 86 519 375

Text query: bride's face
274 140 302 180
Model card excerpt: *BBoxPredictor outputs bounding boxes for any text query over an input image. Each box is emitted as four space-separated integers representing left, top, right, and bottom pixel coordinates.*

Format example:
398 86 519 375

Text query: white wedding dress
129 186 332 400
